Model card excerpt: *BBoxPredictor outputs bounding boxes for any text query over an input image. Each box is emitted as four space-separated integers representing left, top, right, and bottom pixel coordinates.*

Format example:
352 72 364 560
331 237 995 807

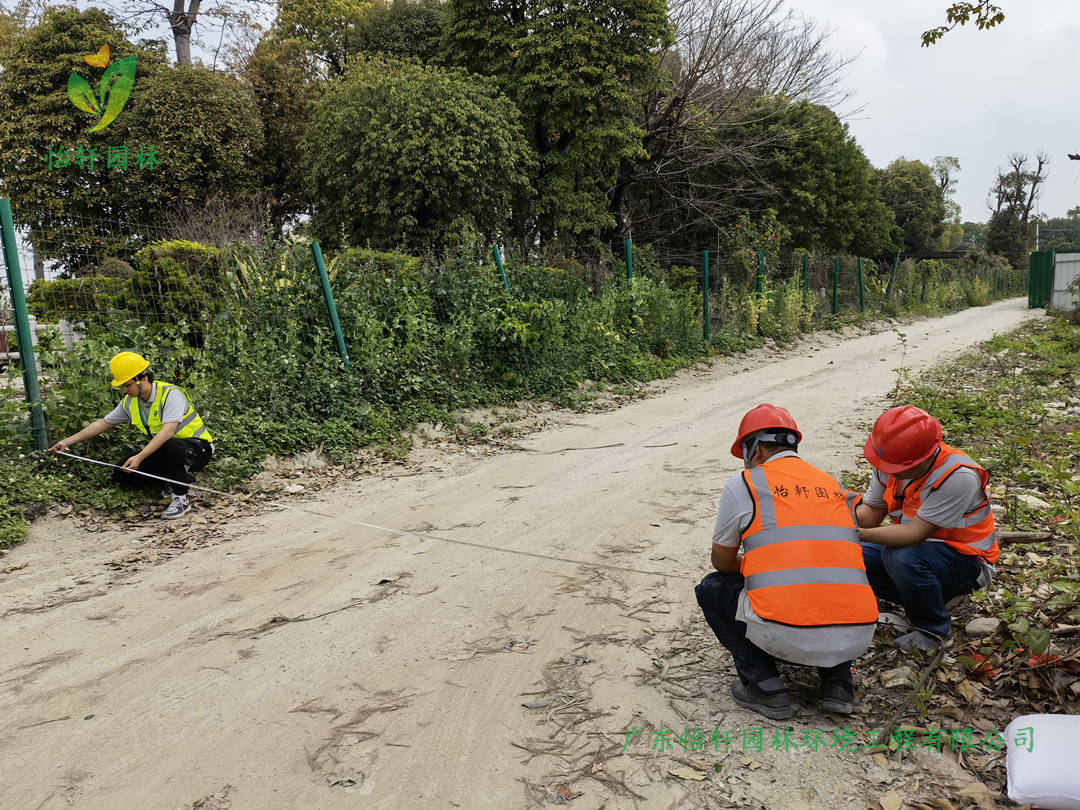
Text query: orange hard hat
863 406 942 474
730 404 802 458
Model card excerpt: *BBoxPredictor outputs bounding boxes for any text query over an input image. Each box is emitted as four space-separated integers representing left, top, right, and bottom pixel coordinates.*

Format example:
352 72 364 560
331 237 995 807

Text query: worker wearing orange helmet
695 404 878 720
857 406 997 652
48 351 214 520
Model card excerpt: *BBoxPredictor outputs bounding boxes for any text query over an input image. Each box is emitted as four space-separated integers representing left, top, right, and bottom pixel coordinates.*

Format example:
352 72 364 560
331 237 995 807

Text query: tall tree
634 98 896 257
879 158 947 253
0 8 165 269
442 0 673 246
242 31 320 234
985 152 1047 268
274 0 371 76
0 8 263 270
931 155 963 249
989 152 1047 223
608 0 851 251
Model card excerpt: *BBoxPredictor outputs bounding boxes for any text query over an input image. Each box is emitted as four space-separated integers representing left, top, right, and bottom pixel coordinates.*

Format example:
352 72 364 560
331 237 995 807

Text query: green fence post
857 257 865 313
832 256 839 315
492 244 509 293
624 239 637 342
0 198 47 450
310 241 350 371
702 249 710 342
756 250 764 295
801 252 809 296
884 253 899 305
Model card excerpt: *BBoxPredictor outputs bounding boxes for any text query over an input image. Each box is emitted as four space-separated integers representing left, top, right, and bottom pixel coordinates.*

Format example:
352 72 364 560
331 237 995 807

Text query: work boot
820 680 859 714
729 680 795 720
893 629 948 652
877 611 908 634
161 494 191 520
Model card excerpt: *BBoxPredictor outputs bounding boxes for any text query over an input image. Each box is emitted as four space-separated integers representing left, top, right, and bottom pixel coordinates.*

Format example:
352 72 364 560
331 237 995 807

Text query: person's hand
121 454 143 471
48 439 69 455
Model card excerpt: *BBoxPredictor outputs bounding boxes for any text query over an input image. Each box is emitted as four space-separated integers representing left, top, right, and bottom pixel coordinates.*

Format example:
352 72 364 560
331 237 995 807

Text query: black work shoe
893 629 949 652
730 680 796 720
820 680 859 714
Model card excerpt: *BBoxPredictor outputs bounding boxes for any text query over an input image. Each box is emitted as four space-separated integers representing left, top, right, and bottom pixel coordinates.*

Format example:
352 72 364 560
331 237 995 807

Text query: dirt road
0 298 1038 809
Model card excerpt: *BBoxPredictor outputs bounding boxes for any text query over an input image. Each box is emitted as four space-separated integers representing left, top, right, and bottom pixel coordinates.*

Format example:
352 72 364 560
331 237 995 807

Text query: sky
786 0 1080 222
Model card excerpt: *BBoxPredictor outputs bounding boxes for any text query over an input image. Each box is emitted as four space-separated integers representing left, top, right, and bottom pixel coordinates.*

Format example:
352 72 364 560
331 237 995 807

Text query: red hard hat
863 406 942 474
730 404 802 458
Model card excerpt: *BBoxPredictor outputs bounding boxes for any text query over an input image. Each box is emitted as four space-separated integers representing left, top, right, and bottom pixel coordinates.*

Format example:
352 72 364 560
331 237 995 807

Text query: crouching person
857 406 997 652
48 351 215 520
695 404 878 719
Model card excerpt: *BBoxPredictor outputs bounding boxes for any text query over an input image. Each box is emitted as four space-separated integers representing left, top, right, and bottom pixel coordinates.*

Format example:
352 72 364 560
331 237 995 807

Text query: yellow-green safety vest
124 381 213 443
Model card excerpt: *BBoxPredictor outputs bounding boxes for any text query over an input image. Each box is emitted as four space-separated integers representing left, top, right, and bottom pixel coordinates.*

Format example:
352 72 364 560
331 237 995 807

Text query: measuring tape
54 451 673 579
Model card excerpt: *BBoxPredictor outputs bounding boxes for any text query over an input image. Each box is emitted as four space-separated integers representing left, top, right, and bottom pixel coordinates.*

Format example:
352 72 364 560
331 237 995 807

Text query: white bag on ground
1006 714 1080 809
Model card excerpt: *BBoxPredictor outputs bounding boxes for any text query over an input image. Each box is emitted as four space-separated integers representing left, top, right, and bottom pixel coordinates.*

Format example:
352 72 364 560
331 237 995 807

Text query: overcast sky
787 0 1080 222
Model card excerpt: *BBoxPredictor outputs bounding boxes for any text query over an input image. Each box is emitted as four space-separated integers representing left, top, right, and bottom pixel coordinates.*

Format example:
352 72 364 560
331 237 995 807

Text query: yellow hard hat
109 351 150 387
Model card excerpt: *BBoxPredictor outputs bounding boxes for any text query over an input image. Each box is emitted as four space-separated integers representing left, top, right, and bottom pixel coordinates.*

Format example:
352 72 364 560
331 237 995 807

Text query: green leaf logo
66 51 137 132
67 73 101 115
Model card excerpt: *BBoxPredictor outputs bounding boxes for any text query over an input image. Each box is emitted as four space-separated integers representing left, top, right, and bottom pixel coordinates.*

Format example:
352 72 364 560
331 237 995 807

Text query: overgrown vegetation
842 317 1080 795
0 234 1026 550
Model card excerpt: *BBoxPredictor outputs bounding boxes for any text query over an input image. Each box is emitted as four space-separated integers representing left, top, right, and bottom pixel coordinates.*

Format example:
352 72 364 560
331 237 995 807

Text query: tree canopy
879 158 947 254
748 100 898 256
442 0 673 245
0 7 263 271
303 57 534 251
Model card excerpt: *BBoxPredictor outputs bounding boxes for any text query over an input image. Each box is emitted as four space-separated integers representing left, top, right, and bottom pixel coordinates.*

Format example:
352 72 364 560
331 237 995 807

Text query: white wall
1051 253 1080 310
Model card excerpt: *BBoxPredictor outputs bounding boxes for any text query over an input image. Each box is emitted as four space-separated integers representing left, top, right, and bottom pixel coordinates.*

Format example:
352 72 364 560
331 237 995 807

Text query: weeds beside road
840 316 1080 800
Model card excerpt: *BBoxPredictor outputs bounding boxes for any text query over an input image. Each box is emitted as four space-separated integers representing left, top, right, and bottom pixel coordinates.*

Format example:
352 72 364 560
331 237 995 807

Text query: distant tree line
0 0 1057 274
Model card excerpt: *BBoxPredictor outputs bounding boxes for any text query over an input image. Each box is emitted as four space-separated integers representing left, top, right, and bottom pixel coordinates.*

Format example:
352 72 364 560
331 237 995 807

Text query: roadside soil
0 298 1041 810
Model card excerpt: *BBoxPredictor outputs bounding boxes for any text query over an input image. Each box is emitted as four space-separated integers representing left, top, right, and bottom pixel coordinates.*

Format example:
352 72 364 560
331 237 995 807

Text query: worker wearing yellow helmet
47 351 215 519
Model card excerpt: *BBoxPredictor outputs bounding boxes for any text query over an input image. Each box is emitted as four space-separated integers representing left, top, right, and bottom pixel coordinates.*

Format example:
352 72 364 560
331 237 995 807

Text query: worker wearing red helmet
857 406 997 652
695 404 878 720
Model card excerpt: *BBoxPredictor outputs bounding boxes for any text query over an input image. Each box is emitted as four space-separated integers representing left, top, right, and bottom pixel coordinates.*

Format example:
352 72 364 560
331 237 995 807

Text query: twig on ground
879 645 947 743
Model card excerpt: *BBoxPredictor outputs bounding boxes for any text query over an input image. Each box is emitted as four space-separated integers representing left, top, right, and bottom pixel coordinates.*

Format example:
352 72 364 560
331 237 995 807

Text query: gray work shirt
104 382 189 430
713 451 876 667
862 465 985 528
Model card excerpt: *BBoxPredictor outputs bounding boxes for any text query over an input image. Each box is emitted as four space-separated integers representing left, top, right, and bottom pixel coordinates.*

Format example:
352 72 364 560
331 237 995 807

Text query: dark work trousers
111 437 214 496
861 541 984 638
695 571 851 693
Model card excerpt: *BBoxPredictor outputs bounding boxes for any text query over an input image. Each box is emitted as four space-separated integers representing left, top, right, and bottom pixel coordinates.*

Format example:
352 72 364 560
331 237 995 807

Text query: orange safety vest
740 456 878 627
874 441 998 564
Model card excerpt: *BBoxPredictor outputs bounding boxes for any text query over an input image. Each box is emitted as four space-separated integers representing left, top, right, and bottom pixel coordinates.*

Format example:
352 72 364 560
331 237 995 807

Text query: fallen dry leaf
879 788 903 810
873 753 890 768
929 799 957 810
956 679 976 702
955 781 995 810
668 766 707 781
938 703 964 720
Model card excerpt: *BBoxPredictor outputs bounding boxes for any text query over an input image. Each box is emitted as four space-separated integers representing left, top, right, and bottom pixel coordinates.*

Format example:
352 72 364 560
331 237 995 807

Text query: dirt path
0 298 1038 809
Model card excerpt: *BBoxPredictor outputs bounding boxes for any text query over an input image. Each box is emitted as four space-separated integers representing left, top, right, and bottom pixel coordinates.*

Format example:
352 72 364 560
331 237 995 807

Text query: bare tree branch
610 0 853 244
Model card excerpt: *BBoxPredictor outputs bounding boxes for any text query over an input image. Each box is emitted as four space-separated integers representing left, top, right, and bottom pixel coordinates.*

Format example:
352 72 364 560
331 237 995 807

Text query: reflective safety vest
124 381 213 443
740 456 878 627
875 441 998 564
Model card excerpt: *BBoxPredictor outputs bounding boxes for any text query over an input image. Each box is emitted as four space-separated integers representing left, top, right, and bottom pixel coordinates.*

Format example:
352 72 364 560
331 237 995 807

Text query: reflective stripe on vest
740 456 878 627
881 441 997 563
126 382 213 443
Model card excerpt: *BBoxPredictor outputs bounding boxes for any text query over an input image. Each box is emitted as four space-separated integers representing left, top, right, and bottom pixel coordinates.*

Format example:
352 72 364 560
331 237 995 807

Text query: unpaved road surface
1 298 1038 809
